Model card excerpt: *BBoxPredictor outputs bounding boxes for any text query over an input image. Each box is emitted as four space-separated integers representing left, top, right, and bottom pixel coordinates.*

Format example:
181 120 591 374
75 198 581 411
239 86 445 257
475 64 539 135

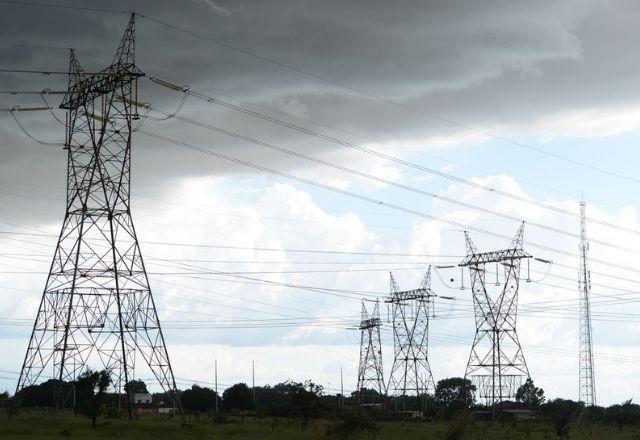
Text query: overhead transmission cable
148 78 640 237
136 128 640 277
0 0 127 14
135 17 640 186
4 106 64 147
145 77 625 212
146 104 640 256
3 0 638 185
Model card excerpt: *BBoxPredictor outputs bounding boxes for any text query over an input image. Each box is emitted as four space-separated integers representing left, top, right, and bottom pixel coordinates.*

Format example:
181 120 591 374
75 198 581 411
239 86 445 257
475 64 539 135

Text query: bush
326 409 380 438
541 399 582 439
444 410 473 440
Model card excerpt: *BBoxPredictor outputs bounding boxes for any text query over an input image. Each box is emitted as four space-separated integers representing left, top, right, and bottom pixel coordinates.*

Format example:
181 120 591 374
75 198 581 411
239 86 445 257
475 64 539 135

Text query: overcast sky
2 0 640 405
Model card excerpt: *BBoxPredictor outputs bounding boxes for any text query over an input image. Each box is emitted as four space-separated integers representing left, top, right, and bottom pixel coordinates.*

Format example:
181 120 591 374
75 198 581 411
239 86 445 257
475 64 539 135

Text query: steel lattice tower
578 200 596 405
15 15 182 420
356 301 385 403
460 223 531 407
386 268 436 406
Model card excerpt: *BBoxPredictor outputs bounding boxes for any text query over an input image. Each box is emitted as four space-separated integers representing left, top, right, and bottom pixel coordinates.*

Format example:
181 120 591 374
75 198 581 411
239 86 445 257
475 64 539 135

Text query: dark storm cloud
0 0 639 205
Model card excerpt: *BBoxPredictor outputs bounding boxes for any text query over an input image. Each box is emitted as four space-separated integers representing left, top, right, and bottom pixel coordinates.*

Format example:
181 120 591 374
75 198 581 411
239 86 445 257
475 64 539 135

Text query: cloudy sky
1 0 640 405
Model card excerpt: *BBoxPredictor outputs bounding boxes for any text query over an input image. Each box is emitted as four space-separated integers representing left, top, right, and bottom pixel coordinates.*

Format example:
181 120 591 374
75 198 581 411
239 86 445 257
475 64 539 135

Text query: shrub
326 409 380 438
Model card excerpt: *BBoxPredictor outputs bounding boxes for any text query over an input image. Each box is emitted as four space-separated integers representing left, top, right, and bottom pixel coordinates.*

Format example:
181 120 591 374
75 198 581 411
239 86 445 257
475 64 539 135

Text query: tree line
4 371 640 437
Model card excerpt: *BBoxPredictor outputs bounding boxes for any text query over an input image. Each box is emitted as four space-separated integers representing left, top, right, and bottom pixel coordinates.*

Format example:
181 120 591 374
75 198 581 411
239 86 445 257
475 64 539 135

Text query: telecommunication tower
15 15 182 420
460 223 531 407
386 268 436 407
356 301 385 403
578 201 596 405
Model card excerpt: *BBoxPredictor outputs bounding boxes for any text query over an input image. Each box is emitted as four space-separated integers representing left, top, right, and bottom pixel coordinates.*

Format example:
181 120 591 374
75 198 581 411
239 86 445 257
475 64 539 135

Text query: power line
150 79 640 237
0 69 68 75
0 0 126 14
149 105 640 255
4 0 638 185
136 17 640 186
146 75 624 213
137 129 640 278
6 95 640 269
0 229 463 258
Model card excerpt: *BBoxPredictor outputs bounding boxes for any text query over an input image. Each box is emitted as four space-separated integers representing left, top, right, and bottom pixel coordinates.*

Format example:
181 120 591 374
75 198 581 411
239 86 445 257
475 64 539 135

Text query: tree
222 383 253 412
75 369 111 428
254 381 327 419
516 378 545 407
606 399 639 432
0 391 11 415
435 377 475 409
181 384 220 412
541 398 581 439
289 380 324 422
125 379 148 395
349 387 383 404
16 379 69 408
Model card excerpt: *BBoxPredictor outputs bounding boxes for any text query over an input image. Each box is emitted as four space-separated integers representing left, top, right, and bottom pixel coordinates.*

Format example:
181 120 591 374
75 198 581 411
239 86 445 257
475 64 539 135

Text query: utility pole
460 223 531 418
252 360 256 414
386 268 436 410
14 14 183 422
215 359 219 413
356 300 385 404
340 366 344 408
578 200 596 406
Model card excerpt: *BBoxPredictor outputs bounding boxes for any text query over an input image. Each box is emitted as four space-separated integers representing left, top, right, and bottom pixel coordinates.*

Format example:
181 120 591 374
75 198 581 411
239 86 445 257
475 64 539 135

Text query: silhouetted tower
386 268 436 407
460 223 531 407
15 15 182 421
578 200 596 406
356 301 385 403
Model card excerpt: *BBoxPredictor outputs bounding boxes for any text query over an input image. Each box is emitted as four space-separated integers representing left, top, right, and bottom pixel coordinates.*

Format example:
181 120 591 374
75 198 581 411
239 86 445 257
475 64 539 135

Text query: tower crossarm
359 317 382 330
385 287 435 303
460 248 531 266
60 65 144 110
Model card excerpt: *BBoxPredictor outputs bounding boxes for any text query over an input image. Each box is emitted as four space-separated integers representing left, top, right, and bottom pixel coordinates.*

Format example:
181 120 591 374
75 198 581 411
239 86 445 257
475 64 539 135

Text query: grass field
1 411 640 439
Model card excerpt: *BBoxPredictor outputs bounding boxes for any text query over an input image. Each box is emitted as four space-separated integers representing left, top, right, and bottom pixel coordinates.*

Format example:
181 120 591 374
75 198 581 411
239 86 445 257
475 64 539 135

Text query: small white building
133 393 152 405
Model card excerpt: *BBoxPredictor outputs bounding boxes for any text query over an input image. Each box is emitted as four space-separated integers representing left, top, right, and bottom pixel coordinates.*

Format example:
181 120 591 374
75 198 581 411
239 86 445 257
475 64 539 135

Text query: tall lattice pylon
356 301 385 403
386 268 436 408
15 14 182 421
460 223 531 407
578 200 596 405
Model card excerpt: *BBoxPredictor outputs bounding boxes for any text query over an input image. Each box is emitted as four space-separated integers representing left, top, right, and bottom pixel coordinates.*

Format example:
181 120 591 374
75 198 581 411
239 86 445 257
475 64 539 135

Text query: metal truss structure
386 268 436 407
15 14 182 420
578 201 596 406
356 301 385 403
460 223 531 407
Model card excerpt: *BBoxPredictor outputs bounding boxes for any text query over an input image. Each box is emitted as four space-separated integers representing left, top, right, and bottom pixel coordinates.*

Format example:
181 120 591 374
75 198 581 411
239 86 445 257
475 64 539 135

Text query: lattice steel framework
386 268 436 403
578 201 596 406
460 223 531 406
356 301 385 403
15 15 182 420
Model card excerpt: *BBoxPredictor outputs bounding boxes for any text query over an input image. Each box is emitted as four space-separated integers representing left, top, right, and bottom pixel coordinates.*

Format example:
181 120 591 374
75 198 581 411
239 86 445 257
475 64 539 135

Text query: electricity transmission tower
15 14 182 420
578 200 596 405
386 268 436 409
356 301 385 403
460 223 531 408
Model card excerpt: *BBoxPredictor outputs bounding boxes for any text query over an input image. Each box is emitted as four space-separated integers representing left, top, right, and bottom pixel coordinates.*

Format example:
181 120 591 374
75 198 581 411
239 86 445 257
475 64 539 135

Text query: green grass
1 411 639 439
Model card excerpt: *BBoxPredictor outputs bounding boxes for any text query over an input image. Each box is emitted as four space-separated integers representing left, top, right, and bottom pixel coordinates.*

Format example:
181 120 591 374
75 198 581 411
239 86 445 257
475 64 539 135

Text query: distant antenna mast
578 200 596 406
